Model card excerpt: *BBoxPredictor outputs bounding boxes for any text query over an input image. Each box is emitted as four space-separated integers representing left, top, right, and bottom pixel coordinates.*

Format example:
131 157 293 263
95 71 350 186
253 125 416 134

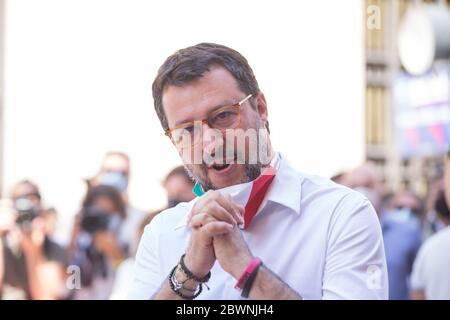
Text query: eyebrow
173 99 238 127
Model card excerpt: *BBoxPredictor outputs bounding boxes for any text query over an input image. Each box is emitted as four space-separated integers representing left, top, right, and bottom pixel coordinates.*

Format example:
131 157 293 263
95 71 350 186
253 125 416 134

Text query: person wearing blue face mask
96 151 131 194
92 152 147 257
380 191 423 300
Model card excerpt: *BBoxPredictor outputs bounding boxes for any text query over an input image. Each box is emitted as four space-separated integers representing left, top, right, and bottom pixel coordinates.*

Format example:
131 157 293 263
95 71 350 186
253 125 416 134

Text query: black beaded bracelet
179 254 211 283
168 265 202 300
241 261 263 298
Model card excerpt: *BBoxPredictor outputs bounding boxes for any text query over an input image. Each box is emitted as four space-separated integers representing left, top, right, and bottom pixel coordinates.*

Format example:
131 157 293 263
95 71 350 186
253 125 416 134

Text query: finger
223 193 245 225
213 192 243 225
237 205 245 222
187 190 219 221
203 202 238 226
189 213 216 228
189 198 238 226
202 221 234 237
189 191 238 219
187 198 207 222
214 192 243 222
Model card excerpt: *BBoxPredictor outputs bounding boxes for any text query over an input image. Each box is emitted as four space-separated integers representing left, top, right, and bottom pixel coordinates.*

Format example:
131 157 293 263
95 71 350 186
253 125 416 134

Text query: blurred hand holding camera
92 231 124 263
0 199 17 236
14 217 46 255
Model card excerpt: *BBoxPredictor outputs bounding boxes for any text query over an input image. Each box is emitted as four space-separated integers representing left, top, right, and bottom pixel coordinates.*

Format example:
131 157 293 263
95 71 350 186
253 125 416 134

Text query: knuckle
202 203 215 215
207 190 220 200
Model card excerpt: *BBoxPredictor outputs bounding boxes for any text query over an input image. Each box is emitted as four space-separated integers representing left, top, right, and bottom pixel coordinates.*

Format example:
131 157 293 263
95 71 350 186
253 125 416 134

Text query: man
410 190 450 300
163 166 196 208
381 191 422 300
339 162 384 214
129 43 388 300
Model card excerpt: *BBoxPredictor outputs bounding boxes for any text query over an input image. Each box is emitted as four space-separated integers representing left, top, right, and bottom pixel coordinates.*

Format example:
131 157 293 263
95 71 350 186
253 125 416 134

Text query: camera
13 197 40 228
80 206 119 234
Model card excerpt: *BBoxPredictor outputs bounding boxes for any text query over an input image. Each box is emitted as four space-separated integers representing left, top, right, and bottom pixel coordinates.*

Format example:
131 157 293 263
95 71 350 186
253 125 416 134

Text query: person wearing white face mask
129 43 388 300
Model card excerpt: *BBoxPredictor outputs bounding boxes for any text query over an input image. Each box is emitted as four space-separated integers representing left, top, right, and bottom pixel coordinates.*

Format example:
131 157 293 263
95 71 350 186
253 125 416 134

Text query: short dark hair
152 43 260 131
164 165 193 186
435 190 450 219
11 179 41 201
82 184 127 218
103 151 130 164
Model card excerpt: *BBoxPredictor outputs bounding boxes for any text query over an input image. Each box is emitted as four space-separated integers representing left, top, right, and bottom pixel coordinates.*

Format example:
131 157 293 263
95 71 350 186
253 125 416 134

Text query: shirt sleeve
322 193 389 300
410 243 427 291
127 217 165 299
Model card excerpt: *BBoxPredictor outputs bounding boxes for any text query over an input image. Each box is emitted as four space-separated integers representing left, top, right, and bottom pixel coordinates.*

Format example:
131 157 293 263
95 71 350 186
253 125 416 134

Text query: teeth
213 164 230 171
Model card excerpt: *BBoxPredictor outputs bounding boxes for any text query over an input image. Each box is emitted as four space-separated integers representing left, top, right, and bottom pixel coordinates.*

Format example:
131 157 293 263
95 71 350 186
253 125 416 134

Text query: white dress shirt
410 225 450 299
129 154 388 300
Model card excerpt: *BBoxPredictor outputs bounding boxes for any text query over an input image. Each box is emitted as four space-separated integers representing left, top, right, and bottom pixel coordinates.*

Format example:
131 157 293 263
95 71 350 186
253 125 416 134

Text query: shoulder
299 173 381 241
143 199 197 237
419 226 450 255
300 172 373 212
278 155 371 216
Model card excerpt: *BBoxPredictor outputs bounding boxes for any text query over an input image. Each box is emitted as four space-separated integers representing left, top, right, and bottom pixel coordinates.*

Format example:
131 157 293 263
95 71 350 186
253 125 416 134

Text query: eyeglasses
165 94 253 148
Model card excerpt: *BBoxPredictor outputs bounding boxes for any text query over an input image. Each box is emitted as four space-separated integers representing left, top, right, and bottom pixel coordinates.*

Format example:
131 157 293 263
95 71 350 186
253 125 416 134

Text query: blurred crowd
1 151 449 300
0 152 195 300
332 157 450 300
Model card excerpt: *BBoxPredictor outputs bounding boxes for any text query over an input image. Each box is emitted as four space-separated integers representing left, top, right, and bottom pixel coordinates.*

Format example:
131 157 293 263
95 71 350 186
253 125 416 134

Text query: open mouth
212 163 231 171
209 156 237 172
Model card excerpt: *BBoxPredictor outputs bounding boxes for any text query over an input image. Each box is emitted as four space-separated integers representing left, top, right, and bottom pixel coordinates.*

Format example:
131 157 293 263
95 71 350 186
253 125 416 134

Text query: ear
255 92 268 127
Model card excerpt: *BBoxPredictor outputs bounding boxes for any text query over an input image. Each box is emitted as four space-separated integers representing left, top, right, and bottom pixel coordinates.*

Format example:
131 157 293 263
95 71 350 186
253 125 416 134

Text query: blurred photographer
0 180 67 300
69 184 127 299
89 151 147 255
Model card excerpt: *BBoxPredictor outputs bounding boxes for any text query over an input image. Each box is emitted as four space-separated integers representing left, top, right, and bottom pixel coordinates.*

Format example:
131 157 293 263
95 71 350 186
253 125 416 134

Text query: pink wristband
235 257 262 290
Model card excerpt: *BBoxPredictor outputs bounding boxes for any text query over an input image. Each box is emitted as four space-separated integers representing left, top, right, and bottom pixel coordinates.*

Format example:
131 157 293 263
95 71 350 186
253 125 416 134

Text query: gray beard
184 162 264 192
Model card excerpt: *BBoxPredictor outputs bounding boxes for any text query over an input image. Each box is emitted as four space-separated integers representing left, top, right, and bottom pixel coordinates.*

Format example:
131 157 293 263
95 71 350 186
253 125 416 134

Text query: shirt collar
174 153 302 230
264 152 302 215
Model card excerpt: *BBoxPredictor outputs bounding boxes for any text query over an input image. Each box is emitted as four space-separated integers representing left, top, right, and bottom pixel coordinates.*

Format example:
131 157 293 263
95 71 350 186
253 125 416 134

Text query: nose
201 122 223 158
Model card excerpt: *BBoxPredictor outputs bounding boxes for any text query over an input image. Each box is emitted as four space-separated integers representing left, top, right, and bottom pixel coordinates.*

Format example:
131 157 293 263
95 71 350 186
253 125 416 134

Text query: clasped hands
184 190 254 281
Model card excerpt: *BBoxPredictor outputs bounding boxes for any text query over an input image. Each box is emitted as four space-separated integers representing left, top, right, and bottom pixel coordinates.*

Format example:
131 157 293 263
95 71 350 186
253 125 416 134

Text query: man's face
164 174 195 204
394 192 422 214
101 155 130 177
162 65 270 190
12 184 41 208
